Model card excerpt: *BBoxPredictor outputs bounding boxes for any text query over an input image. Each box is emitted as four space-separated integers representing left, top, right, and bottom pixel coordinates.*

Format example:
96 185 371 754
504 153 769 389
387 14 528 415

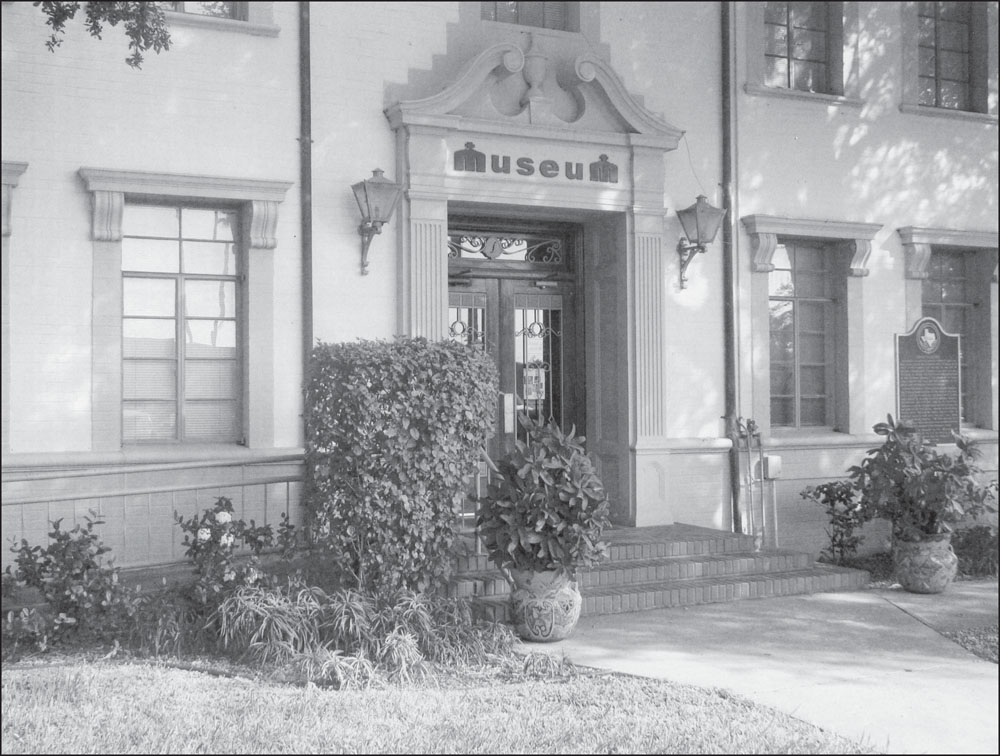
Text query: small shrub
801 480 871 565
128 587 209 658
2 607 52 658
848 414 997 542
2 512 138 647
304 337 498 595
477 415 610 576
951 525 999 577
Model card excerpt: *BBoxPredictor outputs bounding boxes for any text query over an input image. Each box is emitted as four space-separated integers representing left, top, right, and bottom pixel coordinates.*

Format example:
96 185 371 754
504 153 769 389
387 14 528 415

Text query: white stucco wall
1 2 303 452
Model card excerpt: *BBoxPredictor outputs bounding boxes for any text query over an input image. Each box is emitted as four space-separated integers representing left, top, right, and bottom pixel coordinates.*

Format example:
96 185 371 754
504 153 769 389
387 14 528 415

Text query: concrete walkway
520 581 999 754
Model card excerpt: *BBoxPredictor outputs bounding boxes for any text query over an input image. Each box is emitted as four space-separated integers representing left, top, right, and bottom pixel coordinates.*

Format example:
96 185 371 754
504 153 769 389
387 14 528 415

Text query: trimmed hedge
304 337 498 595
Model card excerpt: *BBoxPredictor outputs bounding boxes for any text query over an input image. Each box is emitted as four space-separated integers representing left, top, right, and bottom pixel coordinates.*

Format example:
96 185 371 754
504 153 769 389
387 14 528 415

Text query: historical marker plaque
895 317 961 444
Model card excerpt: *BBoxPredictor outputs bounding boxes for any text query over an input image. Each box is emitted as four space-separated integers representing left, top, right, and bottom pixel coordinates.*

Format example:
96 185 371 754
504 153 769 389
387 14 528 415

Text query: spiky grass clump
212 577 516 688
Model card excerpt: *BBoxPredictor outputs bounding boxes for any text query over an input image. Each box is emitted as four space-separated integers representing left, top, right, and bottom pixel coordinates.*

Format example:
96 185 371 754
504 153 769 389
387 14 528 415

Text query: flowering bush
174 497 276 606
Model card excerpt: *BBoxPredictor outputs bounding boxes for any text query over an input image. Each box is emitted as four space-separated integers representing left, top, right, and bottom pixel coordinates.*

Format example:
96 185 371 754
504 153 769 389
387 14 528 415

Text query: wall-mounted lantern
676 195 726 289
351 168 403 275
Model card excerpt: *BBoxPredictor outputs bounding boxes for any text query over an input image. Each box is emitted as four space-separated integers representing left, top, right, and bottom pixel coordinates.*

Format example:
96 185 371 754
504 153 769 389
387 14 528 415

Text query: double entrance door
446 221 583 532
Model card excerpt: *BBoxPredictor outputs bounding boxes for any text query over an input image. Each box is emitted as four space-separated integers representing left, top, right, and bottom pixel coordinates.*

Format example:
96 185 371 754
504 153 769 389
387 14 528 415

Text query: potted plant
849 414 997 593
476 415 611 642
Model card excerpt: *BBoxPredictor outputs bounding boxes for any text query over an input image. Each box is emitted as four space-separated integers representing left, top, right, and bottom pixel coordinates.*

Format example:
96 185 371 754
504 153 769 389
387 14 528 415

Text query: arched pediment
386 35 682 150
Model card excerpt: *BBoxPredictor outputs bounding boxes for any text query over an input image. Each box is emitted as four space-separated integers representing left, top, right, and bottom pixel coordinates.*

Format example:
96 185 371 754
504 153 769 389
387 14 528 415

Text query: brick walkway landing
455 523 870 622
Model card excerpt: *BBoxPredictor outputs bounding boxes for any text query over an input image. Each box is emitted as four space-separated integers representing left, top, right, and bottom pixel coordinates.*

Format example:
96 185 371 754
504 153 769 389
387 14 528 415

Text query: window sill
744 83 863 108
1 445 304 474
957 427 999 444
898 104 997 125
163 11 280 38
763 429 878 450
482 21 582 39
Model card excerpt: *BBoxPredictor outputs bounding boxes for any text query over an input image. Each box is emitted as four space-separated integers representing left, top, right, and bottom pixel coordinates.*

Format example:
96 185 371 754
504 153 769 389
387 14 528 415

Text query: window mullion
935 3 944 106
792 300 802 427
177 269 186 442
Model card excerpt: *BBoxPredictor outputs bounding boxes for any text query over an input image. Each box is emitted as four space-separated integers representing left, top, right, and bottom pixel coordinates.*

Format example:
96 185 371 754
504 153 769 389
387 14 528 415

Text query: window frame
121 201 245 445
161 2 248 20
900 1 996 120
916 1 974 111
768 240 839 429
763 1 837 94
78 168 291 453
160 1 279 37
1 161 29 455
900 227 1000 432
745 1 862 106
480 1 581 33
743 215 881 438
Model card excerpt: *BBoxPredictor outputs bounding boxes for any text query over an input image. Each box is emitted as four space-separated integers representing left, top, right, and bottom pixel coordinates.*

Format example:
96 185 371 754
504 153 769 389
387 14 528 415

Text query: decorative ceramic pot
893 533 959 594
508 567 582 642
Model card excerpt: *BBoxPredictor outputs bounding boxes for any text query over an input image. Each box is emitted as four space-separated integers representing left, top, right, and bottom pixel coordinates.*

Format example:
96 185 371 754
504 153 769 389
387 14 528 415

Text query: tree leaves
34 1 171 68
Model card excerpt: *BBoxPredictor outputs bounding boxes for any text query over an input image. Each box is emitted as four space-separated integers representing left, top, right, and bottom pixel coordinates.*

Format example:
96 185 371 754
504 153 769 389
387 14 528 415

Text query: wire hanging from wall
681 132 708 197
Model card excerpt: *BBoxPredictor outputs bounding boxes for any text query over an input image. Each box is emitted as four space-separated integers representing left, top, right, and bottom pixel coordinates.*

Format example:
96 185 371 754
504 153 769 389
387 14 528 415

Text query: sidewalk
522 581 999 755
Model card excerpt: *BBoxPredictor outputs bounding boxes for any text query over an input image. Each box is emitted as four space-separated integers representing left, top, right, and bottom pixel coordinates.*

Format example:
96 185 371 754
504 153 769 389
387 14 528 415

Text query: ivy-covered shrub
801 480 872 565
304 337 498 595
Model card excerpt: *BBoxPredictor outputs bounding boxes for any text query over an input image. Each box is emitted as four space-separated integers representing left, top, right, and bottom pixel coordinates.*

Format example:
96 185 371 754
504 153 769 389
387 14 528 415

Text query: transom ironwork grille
447 234 564 265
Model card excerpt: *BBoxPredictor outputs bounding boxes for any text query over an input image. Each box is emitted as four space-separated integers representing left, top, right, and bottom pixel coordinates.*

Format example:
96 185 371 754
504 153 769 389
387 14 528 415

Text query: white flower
223 571 236 582
215 511 232 524
245 568 259 584
197 527 212 542
220 533 235 548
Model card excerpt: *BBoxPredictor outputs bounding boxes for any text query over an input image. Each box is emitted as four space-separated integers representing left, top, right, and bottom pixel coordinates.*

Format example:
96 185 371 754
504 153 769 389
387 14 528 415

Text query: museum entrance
446 218 585 533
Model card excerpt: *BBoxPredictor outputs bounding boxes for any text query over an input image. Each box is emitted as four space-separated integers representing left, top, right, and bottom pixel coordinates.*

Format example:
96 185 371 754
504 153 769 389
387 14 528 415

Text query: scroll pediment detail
386 35 682 147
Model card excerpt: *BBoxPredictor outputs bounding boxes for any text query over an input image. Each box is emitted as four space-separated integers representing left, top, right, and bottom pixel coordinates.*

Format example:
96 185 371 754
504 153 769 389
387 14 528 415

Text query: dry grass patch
2 657 879 754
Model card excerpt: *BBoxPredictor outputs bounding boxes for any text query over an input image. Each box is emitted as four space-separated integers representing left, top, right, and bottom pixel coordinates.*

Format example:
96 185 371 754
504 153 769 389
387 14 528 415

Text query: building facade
2 1 997 572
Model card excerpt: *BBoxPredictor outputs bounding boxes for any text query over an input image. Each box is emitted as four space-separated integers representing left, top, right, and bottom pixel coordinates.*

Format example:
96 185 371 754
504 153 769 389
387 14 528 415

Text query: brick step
452 549 815 598
455 524 758 574
470 564 871 623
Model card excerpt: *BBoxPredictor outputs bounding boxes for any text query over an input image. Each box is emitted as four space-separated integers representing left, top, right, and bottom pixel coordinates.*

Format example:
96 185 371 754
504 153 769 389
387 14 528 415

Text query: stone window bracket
741 216 882 276
898 227 999 283
1 161 28 238
78 169 291 248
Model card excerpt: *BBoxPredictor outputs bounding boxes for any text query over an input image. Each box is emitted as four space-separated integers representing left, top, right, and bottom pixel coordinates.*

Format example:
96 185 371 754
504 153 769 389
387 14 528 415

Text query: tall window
922 250 972 421
159 2 246 20
769 242 836 428
918 2 972 110
482 2 575 31
121 204 242 443
764 2 834 93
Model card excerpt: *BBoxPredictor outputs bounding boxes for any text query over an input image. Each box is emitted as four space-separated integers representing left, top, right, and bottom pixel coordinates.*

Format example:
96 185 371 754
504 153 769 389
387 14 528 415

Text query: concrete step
470 563 871 623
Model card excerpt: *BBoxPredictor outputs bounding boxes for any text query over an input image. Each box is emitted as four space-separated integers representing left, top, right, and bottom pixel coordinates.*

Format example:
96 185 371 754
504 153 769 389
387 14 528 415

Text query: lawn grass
1 657 878 754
